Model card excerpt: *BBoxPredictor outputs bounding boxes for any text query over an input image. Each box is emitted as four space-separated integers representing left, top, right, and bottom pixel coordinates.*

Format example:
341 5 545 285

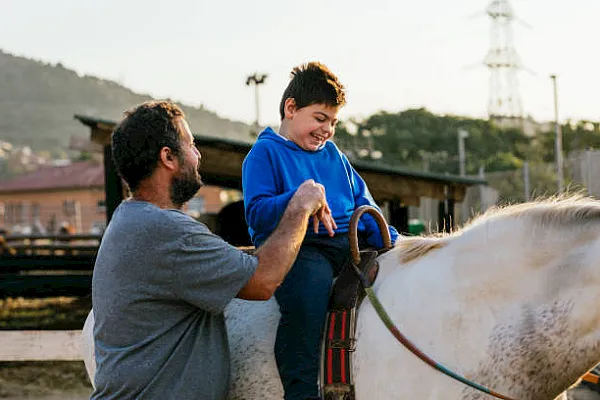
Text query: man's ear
159 147 177 170
283 98 297 119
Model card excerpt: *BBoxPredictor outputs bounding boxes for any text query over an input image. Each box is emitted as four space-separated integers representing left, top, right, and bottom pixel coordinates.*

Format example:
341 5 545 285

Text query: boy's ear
283 98 297 119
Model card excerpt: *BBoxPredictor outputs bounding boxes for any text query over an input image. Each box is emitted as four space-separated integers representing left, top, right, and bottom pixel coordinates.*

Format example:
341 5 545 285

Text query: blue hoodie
242 127 399 247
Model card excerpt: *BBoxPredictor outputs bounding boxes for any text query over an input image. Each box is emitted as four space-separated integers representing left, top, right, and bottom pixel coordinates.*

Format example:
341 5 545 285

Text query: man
91 100 335 399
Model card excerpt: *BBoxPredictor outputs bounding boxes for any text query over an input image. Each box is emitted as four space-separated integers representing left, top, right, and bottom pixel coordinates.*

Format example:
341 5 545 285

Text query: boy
242 62 399 400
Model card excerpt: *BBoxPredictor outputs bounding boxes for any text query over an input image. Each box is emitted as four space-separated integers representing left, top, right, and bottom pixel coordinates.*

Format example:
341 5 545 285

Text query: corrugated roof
0 160 104 193
74 115 487 186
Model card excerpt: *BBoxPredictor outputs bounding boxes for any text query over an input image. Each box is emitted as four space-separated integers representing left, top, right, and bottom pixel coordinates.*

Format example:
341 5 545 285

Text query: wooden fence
0 330 83 361
0 234 100 298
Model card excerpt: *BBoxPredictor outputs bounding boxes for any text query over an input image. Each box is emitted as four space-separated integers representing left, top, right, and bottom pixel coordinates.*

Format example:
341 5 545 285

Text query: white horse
82 196 600 400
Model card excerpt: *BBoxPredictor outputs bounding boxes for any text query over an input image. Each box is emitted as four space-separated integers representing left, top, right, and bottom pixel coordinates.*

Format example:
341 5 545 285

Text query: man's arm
237 180 331 300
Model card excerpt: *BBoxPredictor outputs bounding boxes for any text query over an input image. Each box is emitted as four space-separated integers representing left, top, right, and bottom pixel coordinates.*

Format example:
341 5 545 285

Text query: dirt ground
0 296 93 399
1 296 600 399
0 361 92 399
1 362 599 400
570 386 600 400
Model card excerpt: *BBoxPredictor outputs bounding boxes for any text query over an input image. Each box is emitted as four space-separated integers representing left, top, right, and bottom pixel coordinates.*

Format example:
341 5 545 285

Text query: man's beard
170 164 203 208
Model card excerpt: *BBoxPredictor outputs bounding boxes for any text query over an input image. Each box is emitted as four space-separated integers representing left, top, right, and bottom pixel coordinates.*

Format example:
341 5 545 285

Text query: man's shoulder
113 201 204 236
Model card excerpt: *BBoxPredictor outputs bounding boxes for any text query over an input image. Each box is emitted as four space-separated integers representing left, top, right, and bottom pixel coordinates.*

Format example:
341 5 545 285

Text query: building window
187 197 205 218
97 200 106 214
4 202 23 225
5 203 13 224
90 220 106 234
11 203 24 224
31 203 40 220
63 200 76 217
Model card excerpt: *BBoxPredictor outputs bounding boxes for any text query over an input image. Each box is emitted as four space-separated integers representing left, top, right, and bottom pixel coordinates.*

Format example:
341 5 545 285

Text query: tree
333 108 598 204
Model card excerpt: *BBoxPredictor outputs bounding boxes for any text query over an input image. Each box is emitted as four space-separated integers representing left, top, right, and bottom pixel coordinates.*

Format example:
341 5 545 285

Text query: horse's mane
397 194 600 264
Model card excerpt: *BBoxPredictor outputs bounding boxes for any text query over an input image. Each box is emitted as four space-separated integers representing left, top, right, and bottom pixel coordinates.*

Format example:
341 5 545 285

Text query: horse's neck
370 231 600 398
373 246 505 370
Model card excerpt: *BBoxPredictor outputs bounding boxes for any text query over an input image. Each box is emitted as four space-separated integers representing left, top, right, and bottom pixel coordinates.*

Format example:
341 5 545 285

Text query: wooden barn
74 114 486 235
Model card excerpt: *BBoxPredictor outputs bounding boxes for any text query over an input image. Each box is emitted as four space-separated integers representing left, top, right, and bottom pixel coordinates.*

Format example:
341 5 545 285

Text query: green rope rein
357 269 517 400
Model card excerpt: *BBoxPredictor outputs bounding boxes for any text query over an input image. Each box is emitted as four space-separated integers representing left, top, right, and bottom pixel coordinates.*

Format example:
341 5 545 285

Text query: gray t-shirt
91 200 257 400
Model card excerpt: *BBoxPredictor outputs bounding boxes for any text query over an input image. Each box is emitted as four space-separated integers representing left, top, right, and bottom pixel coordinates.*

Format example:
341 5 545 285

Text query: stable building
75 114 486 237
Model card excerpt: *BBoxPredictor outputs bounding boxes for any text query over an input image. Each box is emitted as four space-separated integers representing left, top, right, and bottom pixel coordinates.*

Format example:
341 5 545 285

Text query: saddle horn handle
349 205 392 265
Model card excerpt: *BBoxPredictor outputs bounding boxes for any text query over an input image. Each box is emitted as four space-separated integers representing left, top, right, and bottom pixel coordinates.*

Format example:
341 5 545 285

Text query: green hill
0 50 254 155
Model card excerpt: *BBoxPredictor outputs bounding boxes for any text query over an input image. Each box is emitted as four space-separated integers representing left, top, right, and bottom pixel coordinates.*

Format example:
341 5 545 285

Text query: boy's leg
274 244 334 400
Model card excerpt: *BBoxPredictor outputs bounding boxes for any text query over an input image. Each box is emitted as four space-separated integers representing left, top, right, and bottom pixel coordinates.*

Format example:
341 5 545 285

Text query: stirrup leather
320 250 380 400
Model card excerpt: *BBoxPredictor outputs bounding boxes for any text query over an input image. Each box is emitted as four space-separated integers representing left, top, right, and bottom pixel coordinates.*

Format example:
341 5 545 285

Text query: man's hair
111 101 185 191
279 61 346 120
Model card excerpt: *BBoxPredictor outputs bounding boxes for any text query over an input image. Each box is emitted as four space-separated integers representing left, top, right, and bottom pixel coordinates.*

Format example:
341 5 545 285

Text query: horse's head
371 195 600 398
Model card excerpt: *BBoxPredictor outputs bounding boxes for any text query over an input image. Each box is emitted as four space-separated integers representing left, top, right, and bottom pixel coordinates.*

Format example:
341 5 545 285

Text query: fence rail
0 330 83 361
5 234 103 242
0 274 92 298
0 235 253 298
0 234 98 298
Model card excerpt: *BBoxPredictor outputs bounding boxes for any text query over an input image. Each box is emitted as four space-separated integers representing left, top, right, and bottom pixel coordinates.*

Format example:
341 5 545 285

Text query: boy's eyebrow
314 111 337 122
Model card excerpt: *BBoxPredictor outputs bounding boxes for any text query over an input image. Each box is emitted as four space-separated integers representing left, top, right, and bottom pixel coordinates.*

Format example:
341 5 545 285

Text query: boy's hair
279 61 346 120
112 101 185 191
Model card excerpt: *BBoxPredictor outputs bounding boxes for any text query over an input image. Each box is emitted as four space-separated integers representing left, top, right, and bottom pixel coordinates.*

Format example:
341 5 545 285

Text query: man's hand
290 180 337 237
239 180 336 300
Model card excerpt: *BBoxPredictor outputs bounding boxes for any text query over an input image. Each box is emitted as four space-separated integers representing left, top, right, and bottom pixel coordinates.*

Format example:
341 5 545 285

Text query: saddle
319 248 382 400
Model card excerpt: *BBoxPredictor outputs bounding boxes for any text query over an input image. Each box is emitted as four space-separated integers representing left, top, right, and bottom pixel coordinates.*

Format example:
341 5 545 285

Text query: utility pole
458 129 469 177
586 149 592 196
550 74 564 192
523 161 530 201
458 129 469 223
246 73 268 135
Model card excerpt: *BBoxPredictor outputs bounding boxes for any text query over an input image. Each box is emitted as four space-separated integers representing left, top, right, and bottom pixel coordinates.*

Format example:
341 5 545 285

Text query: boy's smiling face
283 99 340 151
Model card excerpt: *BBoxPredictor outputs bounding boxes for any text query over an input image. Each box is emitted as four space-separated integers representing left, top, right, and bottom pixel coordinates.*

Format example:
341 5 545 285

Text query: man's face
170 118 203 207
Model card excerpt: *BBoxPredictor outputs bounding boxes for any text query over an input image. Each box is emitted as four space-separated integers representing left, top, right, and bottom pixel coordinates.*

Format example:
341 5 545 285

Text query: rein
349 206 518 400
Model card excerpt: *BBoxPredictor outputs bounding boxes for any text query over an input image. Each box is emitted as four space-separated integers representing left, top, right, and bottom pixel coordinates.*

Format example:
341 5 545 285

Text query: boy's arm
242 145 297 238
349 165 400 248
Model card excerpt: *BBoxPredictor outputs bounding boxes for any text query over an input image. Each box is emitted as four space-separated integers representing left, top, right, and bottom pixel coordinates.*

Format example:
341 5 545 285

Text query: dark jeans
274 234 351 400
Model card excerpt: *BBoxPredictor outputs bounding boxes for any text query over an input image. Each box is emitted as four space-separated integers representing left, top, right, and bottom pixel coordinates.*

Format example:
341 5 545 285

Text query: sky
1 0 598 128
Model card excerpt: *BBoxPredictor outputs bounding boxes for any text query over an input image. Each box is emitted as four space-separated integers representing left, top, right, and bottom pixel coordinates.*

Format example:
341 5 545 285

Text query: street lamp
550 74 564 192
246 73 268 134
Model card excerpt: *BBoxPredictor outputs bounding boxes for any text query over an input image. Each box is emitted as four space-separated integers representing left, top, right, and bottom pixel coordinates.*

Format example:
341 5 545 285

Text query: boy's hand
313 203 337 237
291 180 337 236
310 182 337 237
